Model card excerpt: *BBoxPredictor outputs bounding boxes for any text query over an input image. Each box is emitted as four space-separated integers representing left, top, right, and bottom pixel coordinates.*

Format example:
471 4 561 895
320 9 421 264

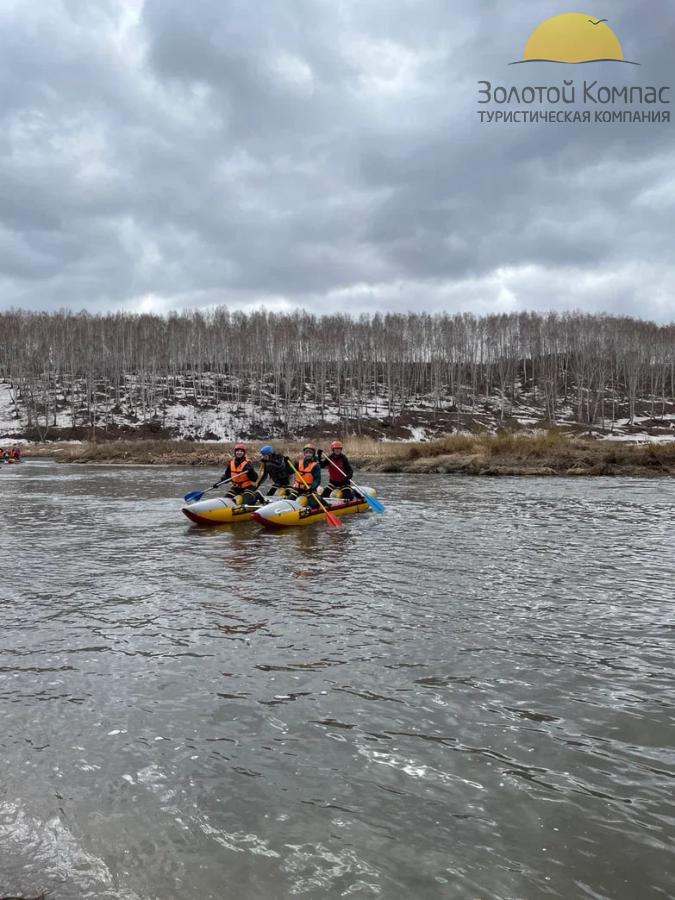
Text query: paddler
257 445 294 496
215 442 259 504
318 440 356 499
290 444 321 506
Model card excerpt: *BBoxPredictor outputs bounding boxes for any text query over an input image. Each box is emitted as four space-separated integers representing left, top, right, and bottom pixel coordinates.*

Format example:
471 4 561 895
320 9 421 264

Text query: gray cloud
0 0 674 319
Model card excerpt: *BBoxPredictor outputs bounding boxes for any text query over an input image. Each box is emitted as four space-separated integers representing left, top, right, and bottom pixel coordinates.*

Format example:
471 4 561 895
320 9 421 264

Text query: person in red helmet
215 442 259 504
318 440 356 500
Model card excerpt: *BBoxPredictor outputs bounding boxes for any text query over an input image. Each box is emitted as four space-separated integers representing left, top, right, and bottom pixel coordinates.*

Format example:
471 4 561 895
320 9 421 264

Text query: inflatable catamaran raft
252 489 376 528
182 486 378 528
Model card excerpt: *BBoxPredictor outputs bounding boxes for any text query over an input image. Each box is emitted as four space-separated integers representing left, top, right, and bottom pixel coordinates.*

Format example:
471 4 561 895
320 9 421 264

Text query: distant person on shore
215 443 258 504
257 445 293 496
290 444 321 506
318 441 356 499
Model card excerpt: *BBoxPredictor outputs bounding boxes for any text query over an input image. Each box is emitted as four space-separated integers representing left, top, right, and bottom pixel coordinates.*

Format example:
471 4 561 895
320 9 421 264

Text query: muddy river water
1 461 673 899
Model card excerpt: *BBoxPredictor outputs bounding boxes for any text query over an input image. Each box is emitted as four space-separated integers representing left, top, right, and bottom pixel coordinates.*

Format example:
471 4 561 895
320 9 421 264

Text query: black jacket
260 453 293 486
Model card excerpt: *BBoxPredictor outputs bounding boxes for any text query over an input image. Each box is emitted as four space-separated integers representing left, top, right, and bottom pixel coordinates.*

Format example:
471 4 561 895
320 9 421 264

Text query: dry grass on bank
26 440 226 466
22 431 675 476
361 431 675 476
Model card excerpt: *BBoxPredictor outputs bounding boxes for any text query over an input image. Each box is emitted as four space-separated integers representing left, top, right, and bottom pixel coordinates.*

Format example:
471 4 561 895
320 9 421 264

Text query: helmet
234 442 246 452
330 440 343 451
302 444 315 453
260 444 274 456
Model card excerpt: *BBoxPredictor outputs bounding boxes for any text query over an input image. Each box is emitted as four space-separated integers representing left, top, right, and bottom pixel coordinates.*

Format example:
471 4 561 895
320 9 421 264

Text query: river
1 461 674 899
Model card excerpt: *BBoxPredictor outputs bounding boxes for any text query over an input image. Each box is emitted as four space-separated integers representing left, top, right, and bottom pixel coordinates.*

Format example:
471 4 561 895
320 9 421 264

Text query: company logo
511 13 638 65
476 11 670 124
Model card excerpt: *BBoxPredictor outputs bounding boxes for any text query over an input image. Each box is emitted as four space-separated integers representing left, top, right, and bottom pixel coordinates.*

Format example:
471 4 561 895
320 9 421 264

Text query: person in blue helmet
256 444 294 496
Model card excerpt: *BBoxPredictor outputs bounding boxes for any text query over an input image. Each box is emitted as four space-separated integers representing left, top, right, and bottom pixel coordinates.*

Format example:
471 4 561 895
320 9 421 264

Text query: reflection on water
1 461 674 899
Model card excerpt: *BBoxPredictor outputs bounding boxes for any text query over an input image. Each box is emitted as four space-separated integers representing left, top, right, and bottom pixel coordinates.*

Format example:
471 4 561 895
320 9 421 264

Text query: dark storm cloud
0 0 674 318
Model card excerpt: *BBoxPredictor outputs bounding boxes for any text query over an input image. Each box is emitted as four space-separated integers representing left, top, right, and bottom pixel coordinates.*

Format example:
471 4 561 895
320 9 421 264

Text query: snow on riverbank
2 378 675 444
0 383 24 435
603 432 675 444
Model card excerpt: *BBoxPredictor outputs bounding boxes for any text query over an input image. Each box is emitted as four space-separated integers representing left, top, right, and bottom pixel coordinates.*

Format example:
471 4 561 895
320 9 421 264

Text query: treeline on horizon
1 308 674 432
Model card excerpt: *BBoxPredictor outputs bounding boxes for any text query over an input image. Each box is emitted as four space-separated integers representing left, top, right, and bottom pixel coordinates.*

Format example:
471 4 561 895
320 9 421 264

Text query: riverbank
22 432 675 476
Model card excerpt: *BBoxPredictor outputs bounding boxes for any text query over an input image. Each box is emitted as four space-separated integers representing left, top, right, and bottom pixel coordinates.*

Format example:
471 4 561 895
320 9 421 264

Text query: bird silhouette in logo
514 13 638 65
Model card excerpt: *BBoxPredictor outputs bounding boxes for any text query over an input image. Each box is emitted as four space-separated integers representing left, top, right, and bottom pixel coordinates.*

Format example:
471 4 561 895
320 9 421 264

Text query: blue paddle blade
183 490 204 503
363 492 385 513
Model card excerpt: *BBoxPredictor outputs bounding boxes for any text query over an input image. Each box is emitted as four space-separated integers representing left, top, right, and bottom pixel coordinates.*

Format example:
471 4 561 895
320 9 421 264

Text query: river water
1 461 673 900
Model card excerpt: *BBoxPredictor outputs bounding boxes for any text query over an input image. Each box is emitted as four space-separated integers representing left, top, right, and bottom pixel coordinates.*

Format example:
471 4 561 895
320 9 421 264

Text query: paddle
183 478 232 503
320 454 385 513
287 458 343 528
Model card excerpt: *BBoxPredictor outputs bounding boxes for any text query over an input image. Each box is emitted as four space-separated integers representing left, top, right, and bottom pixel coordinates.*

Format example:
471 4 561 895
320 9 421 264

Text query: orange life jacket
294 458 318 491
229 457 254 489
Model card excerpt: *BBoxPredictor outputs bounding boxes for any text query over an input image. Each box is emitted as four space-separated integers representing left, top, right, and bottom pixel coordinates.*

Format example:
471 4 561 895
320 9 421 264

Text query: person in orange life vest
290 444 321 506
216 443 259 503
11 446 21 460
318 440 356 499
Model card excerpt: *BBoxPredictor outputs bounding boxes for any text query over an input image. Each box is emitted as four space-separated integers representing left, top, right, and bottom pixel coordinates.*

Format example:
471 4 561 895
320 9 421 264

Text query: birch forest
1 308 674 439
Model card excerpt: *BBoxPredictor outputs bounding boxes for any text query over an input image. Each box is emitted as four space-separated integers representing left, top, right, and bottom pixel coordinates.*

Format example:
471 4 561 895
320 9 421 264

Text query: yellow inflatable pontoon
252 490 375 529
181 495 262 526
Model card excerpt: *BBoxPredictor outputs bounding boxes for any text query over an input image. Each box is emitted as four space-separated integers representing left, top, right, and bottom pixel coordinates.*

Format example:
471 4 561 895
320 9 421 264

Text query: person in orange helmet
215 442 259 504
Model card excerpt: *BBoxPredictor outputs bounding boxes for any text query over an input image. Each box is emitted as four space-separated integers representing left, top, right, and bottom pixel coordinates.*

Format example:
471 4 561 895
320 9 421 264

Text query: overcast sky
1 0 674 320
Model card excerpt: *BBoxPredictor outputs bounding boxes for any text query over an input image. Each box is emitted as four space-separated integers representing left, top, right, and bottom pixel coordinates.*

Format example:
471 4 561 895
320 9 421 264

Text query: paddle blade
325 510 343 528
363 493 385 513
183 490 204 503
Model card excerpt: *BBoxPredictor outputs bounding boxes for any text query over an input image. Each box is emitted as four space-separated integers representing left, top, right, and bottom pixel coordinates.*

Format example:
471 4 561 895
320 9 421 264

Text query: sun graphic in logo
512 13 638 65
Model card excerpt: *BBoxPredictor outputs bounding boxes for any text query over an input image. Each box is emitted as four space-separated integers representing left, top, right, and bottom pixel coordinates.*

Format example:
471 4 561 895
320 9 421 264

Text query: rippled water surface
1 461 674 899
